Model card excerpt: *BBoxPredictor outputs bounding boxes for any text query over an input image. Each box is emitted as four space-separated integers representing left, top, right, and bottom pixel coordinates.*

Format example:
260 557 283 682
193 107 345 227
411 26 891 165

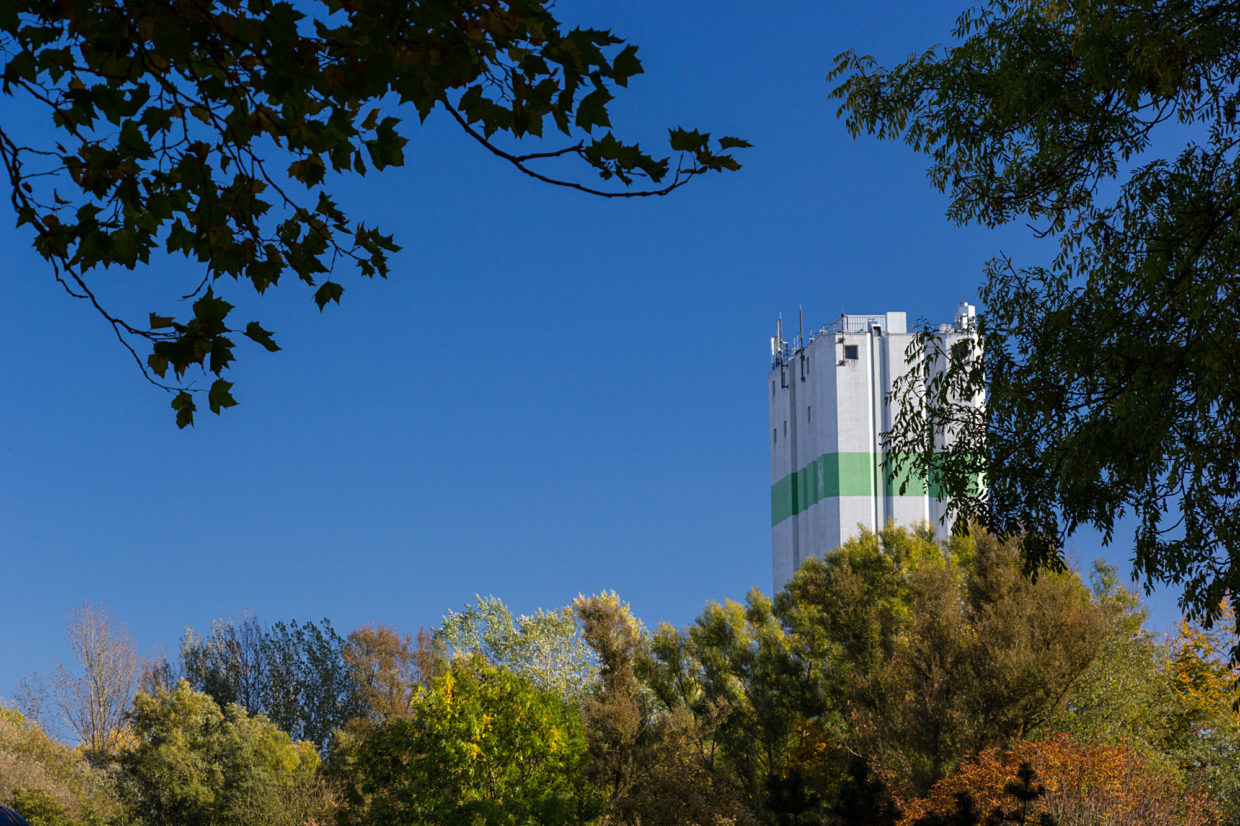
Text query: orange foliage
900 734 1224 826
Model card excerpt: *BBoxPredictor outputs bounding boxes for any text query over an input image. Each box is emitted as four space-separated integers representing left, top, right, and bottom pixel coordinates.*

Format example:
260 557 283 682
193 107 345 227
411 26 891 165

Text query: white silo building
768 303 978 591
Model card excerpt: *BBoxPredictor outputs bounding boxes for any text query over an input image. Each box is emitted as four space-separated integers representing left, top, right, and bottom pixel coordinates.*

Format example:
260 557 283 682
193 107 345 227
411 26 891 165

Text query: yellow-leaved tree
1166 601 1240 813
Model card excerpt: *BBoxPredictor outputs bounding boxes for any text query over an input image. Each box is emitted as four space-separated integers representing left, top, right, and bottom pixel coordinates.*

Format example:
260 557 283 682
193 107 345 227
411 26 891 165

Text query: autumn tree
1041 562 1175 753
0 704 122 825
832 0 1240 638
341 624 431 723
1036 582 1240 818
47 603 139 759
569 590 648 819
901 736 1224 826
1163 601 1240 815
0 0 745 424
628 527 1110 817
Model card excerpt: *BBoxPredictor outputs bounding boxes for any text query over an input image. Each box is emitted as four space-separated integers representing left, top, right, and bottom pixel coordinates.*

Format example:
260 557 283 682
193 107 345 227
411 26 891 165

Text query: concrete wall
769 309 974 592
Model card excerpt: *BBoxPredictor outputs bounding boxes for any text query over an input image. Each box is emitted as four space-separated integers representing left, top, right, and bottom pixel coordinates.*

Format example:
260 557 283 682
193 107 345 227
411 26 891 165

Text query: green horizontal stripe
772 452 875 526
771 452 985 526
771 452 944 527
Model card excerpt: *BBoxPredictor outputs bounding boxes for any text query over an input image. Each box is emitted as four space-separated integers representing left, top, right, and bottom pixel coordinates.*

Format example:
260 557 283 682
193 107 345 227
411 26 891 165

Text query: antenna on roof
798 306 804 350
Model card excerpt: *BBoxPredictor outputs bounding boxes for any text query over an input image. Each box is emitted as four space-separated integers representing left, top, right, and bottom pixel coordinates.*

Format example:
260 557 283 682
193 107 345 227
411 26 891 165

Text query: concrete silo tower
768 303 978 591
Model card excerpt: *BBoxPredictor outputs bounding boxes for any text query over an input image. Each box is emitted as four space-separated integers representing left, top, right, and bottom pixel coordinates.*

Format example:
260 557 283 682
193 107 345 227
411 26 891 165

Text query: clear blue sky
0 0 1182 700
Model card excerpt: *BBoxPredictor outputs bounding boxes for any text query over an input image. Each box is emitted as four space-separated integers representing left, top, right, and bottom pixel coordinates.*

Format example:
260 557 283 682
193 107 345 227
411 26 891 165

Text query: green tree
1040 575 1240 818
777 526 1107 797
831 0 1240 636
648 590 830 824
0 0 745 425
436 595 596 703
573 591 752 826
121 681 327 826
336 655 597 826
1041 562 1174 754
179 613 268 713
180 615 360 750
263 618 359 747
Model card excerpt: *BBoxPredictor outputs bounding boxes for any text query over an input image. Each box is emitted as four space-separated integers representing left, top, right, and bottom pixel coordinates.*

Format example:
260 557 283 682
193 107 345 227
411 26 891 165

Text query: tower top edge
769 305 976 369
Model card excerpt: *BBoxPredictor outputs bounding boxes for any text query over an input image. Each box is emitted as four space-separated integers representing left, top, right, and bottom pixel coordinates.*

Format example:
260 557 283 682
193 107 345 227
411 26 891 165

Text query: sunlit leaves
775 527 1110 798
123 682 328 825
437 596 597 704
339 657 595 826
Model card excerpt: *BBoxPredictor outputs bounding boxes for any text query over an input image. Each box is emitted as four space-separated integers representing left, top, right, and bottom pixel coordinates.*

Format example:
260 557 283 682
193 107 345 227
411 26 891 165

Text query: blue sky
0 0 1183 701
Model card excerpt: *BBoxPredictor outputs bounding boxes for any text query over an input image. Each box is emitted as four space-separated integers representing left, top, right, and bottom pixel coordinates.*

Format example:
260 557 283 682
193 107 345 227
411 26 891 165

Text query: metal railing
817 314 886 336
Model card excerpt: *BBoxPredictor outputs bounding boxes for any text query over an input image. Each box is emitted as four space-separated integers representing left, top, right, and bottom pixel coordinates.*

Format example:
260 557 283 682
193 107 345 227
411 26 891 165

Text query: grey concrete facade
769 305 977 591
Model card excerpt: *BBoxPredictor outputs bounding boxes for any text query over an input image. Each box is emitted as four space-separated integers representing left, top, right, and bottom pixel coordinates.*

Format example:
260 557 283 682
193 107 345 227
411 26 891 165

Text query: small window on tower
773 428 777 445
807 406 812 422
771 380 775 398
783 420 787 436
844 344 859 360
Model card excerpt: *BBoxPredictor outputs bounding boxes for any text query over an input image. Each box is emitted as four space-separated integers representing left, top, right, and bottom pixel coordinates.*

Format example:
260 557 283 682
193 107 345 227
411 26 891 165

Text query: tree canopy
437 595 597 703
122 681 327 826
11 543 1240 824
179 615 359 749
336 655 597 826
0 0 746 425
831 0 1240 637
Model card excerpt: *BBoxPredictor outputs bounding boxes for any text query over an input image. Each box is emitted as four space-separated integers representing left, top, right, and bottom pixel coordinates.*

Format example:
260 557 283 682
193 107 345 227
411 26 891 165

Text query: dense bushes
0 706 121 826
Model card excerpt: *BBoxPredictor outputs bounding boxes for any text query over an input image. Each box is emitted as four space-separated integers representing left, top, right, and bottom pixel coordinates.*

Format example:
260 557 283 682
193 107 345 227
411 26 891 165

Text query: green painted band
770 452 934 526
771 453 985 526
